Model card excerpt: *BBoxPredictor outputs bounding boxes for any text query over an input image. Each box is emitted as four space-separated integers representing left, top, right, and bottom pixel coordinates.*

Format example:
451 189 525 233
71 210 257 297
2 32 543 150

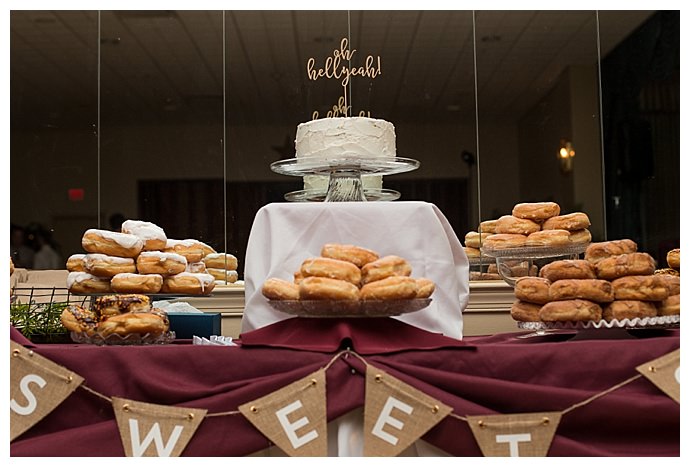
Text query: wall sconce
558 139 575 173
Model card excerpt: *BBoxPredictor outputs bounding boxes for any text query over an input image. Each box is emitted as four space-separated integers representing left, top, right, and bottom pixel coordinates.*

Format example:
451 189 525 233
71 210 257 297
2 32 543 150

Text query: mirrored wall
10 10 678 276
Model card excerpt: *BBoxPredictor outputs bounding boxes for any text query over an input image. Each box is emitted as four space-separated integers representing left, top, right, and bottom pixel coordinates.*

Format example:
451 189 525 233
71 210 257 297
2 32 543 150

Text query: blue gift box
166 312 221 339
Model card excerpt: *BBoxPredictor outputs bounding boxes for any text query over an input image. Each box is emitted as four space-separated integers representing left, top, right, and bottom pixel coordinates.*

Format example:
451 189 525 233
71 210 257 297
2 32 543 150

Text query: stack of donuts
510 238 680 323
60 294 169 337
465 201 592 252
66 220 221 296
203 253 239 285
261 243 435 303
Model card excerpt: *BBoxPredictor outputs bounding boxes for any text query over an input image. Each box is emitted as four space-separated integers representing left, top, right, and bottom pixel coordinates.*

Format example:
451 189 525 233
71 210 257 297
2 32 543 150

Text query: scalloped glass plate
284 188 401 202
270 156 420 177
516 314 679 331
268 298 432 318
69 331 176 345
481 242 589 259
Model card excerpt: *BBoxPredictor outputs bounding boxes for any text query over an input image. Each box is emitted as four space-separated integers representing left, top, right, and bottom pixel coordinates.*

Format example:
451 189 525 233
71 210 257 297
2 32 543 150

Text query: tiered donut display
60 293 172 343
464 201 592 280
510 238 680 326
66 220 238 296
261 243 435 317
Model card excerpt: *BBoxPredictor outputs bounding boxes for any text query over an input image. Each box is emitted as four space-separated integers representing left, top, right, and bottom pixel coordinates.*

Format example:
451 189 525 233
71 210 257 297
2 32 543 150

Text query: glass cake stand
480 243 590 286
270 156 420 202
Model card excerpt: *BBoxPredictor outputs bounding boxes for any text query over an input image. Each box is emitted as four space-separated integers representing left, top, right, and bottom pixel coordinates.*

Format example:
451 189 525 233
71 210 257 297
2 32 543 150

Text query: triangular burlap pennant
363 366 452 457
466 412 561 457
239 368 327 456
10 340 85 441
636 349 680 403
112 396 207 457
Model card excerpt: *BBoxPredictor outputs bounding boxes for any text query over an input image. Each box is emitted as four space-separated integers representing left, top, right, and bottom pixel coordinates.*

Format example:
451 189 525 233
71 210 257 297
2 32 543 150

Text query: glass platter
284 188 401 202
270 156 420 176
268 298 432 318
516 314 680 331
70 330 176 345
481 242 589 259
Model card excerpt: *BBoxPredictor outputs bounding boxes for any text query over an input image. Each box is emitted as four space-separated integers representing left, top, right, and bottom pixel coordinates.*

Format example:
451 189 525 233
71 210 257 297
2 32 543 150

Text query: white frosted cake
295 117 396 191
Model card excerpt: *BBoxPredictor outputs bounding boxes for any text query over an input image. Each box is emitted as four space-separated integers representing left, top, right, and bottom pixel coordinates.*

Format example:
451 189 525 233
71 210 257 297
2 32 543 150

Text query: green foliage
10 300 69 340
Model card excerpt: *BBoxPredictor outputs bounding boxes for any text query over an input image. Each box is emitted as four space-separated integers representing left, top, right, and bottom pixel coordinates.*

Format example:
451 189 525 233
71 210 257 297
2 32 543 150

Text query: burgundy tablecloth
10 324 679 456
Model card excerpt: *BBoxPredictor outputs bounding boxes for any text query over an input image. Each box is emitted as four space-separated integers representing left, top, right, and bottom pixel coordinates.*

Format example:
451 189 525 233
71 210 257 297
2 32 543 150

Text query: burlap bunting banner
466 411 561 457
363 366 452 457
239 368 328 456
636 349 680 403
112 397 207 457
10 341 84 441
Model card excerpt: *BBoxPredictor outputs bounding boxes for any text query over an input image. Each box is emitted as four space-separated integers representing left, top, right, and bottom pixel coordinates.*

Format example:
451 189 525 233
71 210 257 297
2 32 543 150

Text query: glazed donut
656 274 680 295
415 278 436 298
479 219 499 234
301 257 362 285
603 300 658 321
469 272 502 281
320 243 379 268
569 229 592 244
464 247 481 259
111 273 163 294
66 254 87 272
539 259 596 282
164 239 215 263
136 251 187 276
186 261 207 273
161 272 216 295
298 276 359 301
539 299 603 322
262 278 300 300
667 248 680 270
294 270 305 284
483 233 527 249
465 231 491 249
510 300 542 322
121 220 167 251
93 294 151 319
611 275 669 301
203 253 238 270
67 272 112 294
512 202 560 221
207 268 238 283
96 312 169 336
83 253 136 278
360 276 418 300
584 239 637 265
525 229 570 247
81 229 144 258
542 212 591 231
595 252 656 280
656 294 680 316
514 276 552 305
360 255 412 285
60 305 99 334
495 215 541 235
549 279 614 303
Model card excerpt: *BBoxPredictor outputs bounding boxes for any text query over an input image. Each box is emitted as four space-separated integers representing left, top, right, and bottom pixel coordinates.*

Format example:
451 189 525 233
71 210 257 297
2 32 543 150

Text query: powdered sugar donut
82 229 144 258
161 272 215 295
83 253 137 277
67 272 112 294
164 239 215 263
111 273 163 294
136 251 187 275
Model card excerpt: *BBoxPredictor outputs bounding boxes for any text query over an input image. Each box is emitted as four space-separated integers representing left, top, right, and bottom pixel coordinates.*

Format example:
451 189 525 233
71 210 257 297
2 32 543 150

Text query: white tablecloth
242 201 469 339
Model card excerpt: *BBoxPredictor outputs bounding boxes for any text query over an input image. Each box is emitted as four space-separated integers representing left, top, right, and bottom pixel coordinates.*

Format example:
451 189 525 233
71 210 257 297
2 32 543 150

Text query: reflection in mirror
10 11 99 269
99 11 226 265
224 10 477 272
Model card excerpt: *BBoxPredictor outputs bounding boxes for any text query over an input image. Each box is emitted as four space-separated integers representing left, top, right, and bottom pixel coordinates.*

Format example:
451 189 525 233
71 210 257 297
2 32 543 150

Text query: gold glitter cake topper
307 38 381 119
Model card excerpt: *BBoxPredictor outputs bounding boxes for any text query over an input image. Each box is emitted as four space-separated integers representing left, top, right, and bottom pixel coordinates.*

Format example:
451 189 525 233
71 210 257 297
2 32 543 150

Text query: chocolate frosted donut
60 305 99 334
512 202 560 221
93 293 151 319
539 259 596 282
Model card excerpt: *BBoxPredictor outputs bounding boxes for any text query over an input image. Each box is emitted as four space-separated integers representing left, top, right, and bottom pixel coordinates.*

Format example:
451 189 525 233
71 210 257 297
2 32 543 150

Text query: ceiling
10 10 654 128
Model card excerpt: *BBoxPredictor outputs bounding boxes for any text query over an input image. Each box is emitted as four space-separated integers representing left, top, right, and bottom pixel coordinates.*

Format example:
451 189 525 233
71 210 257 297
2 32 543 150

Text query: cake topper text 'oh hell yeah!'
307 38 382 119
